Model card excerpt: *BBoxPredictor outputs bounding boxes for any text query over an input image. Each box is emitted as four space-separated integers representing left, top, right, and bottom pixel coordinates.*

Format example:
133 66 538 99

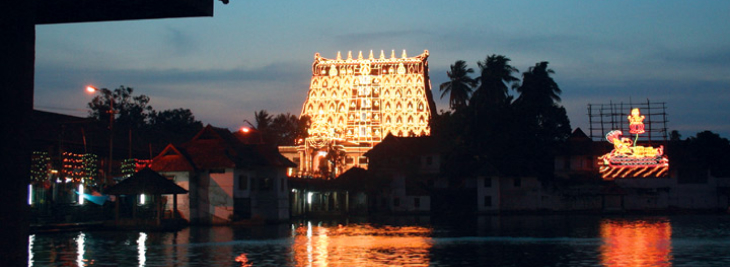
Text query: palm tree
515 61 561 108
439 60 476 111
472 55 520 107
254 110 272 131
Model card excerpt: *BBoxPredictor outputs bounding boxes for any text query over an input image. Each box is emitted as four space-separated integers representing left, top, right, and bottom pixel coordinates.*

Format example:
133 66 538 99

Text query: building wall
477 176 500 213
388 174 430 213
616 175 729 210
160 171 192 221
207 169 235 224
250 167 290 221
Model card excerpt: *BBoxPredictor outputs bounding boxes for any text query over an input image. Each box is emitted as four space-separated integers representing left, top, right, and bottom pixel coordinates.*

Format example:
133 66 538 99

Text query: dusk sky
34 1 730 139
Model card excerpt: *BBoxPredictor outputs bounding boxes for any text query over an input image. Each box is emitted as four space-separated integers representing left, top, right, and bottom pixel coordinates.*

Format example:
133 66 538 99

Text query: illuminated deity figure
598 128 669 180
628 108 645 135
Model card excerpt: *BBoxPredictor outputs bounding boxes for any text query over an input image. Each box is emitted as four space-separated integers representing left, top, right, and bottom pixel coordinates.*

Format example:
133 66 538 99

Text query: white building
150 125 294 224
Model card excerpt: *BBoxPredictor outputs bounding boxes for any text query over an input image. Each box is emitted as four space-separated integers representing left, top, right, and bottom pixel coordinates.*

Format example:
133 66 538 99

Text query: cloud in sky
33 0 730 138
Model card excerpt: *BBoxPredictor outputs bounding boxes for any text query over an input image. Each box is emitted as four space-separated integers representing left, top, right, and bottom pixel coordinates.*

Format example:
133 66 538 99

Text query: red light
241 127 250 133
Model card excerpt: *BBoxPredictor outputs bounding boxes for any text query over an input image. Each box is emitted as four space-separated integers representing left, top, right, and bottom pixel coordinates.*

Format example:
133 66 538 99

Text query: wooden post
173 193 178 219
132 195 137 219
114 195 120 223
156 194 162 226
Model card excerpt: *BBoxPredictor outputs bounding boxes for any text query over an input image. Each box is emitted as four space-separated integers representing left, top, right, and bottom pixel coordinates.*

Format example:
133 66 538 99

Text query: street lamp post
86 86 114 188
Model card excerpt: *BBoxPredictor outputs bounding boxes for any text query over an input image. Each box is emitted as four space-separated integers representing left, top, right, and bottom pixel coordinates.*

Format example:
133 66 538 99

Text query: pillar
0 0 36 265
173 194 178 219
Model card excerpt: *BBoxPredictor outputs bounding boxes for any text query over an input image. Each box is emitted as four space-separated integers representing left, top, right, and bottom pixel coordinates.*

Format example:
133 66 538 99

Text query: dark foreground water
28 214 730 266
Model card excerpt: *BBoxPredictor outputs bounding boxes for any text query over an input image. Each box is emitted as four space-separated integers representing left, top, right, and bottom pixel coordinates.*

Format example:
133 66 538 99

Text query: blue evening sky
34 0 730 139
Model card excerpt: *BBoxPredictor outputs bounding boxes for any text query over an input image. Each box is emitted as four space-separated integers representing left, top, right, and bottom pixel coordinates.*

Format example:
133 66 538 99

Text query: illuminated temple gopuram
279 49 437 178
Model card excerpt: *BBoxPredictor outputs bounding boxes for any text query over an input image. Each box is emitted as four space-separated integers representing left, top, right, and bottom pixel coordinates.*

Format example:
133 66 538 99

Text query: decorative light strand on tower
301 49 435 146
282 49 437 178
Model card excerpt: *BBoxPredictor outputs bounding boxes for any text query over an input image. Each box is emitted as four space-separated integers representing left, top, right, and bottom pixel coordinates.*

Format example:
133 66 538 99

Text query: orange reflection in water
292 223 432 267
234 253 253 267
600 219 673 267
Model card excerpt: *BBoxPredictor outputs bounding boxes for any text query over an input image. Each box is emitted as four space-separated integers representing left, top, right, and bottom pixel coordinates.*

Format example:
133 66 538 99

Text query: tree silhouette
149 108 202 135
254 110 272 132
251 111 311 146
439 60 476 111
472 54 519 108
87 85 153 130
321 144 347 180
515 61 561 109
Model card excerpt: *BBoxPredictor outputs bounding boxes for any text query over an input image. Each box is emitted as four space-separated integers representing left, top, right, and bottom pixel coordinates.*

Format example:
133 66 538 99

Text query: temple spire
402 49 407 58
347 51 352 60
368 50 374 59
379 50 385 60
391 49 396 59
358 51 363 60
336 51 342 60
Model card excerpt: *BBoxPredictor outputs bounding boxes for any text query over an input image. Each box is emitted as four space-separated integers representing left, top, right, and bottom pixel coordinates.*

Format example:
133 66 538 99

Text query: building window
484 196 492 207
238 176 248 190
359 156 368 165
346 157 354 164
483 177 492 188
514 178 521 187
414 197 420 208
394 197 400 207
260 178 272 191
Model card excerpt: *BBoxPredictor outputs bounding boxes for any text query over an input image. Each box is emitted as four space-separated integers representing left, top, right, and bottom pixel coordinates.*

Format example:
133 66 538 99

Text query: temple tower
280 49 437 178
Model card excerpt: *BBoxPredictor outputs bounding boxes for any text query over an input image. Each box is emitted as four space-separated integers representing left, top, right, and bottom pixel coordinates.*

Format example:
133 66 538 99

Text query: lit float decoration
598 108 669 180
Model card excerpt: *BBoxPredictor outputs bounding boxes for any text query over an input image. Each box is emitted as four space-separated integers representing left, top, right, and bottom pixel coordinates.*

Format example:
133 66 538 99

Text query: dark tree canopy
440 60 476 111
515 61 562 109
254 110 272 132
88 85 153 130
149 108 203 136
472 54 520 108
433 56 571 183
86 85 204 155
251 110 310 146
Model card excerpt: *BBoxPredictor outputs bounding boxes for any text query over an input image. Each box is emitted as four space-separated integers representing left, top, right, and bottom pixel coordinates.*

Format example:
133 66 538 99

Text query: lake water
28 214 730 266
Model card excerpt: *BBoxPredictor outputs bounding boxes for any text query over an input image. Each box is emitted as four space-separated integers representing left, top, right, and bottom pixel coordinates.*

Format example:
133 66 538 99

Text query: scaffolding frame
587 99 668 142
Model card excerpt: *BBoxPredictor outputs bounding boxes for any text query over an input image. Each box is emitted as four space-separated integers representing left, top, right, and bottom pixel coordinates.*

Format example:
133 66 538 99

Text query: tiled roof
364 134 441 158
151 125 295 172
149 145 195 172
107 167 188 195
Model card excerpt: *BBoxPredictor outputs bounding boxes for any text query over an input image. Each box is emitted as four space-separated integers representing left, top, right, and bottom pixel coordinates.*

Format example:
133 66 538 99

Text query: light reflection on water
291 223 432 267
75 233 85 267
599 219 672 267
27 215 730 267
137 232 147 267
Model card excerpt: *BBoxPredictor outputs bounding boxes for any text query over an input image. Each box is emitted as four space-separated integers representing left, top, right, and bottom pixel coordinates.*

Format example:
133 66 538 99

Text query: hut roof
107 167 188 195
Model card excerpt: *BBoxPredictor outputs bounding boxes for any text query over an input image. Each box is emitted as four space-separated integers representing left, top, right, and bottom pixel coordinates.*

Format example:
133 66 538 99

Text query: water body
28 214 730 266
